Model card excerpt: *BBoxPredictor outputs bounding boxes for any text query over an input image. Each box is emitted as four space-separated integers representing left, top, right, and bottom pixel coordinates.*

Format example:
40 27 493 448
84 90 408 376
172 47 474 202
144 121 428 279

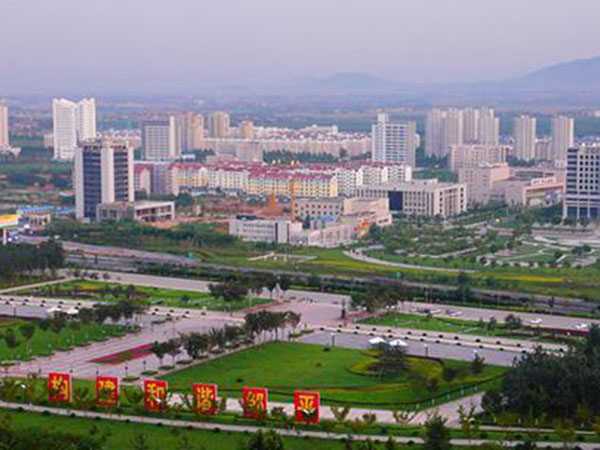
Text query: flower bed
89 343 154 365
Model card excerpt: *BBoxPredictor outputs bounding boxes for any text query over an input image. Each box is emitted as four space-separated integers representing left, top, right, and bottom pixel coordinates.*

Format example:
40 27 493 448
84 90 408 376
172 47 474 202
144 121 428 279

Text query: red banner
96 376 119 407
144 379 168 412
242 387 268 419
48 372 72 403
294 391 320 424
192 383 218 415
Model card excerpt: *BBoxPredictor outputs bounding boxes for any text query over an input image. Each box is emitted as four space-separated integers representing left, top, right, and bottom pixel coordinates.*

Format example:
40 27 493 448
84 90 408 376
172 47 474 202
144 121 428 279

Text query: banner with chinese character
242 387 268 419
192 383 218 415
294 391 320 424
48 372 72 403
144 379 168 412
96 376 119 407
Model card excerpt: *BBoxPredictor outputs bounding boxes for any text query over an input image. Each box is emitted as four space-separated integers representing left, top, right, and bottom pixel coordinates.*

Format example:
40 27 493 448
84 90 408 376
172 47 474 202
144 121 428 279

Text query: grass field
0 318 127 361
3 409 356 450
19 279 269 312
359 312 556 342
161 342 505 408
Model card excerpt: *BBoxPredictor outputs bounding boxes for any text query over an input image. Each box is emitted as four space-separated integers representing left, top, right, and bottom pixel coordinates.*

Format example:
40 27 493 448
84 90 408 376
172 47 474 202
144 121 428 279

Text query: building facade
208 112 230 138
74 139 134 221
141 117 181 161
96 201 175 223
513 115 537 161
371 113 417 167
447 144 508 172
551 116 575 165
357 180 467 218
563 146 600 220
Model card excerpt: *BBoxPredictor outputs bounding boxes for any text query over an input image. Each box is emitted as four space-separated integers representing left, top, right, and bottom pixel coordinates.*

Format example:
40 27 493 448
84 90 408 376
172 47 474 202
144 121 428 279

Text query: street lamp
424 344 429 357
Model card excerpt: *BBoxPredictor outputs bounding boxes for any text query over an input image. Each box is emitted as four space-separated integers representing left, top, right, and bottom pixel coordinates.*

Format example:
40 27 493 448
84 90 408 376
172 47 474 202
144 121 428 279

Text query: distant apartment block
52 98 97 160
513 115 537 161
141 117 181 161
371 113 417 167
551 116 575 165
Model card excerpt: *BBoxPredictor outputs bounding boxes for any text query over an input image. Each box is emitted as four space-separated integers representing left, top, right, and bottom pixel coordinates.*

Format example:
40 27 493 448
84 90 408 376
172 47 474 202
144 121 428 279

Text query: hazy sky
2 0 600 94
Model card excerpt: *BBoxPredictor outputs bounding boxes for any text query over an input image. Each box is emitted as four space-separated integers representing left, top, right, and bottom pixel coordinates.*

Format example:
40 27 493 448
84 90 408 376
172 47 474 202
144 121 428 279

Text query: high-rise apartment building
441 109 464 156
371 113 416 167
551 116 575 164
76 98 97 141
74 139 134 221
141 117 181 161
179 112 204 151
208 111 230 138
513 115 537 161
52 98 97 160
425 109 445 158
0 102 8 148
426 107 500 158
239 120 255 140
463 108 479 143
478 108 500 146
53 99 78 160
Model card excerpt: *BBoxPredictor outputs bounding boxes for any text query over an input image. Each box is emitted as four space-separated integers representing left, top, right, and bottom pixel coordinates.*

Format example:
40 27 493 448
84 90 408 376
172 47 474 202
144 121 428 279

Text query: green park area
18 279 269 312
0 316 128 362
46 215 600 303
161 342 505 409
2 409 351 450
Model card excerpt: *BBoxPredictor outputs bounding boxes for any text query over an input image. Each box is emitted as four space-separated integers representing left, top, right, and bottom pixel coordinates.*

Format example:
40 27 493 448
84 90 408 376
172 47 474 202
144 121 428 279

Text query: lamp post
424 343 429 357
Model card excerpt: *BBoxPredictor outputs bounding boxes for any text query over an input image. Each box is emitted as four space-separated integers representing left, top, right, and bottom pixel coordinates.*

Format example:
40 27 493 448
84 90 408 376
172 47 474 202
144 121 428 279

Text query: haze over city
3 2 600 450
2 0 600 94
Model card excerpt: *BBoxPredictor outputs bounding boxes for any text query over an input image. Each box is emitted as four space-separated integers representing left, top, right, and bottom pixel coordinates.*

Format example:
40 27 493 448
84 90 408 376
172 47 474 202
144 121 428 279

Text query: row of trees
151 310 302 365
208 273 294 303
0 241 64 281
483 325 600 423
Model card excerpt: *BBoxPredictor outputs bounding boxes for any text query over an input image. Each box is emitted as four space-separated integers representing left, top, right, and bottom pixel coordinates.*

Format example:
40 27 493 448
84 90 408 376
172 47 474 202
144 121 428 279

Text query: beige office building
357 179 467 218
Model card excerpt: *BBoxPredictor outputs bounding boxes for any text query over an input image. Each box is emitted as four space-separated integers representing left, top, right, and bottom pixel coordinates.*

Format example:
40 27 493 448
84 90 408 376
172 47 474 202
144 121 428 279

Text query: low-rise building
229 217 303 244
96 201 175 223
357 180 467 218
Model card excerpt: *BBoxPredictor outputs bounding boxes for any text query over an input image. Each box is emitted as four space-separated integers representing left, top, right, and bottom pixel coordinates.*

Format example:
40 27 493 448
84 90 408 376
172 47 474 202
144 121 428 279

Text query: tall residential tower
371 113 417 167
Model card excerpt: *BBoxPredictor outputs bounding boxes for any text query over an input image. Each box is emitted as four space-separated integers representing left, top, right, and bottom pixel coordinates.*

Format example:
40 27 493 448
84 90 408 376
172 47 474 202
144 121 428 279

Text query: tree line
0 241 64 281
483 325 600 425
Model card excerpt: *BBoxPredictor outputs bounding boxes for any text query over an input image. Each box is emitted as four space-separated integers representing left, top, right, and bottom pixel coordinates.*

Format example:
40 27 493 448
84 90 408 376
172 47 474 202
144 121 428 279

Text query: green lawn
18 279 269 312
0 319 127 361
359 312 558 342
3 409 357 450
161 342 505 409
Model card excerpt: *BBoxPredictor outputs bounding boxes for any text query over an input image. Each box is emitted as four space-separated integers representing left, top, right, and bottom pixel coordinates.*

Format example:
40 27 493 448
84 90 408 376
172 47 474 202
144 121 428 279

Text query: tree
278 275 292 299
374 345 407 378
130 433 152 450
422 413 452 450
151 341 168 366
470 354 485 374
457 404 480 445
245 429 285 450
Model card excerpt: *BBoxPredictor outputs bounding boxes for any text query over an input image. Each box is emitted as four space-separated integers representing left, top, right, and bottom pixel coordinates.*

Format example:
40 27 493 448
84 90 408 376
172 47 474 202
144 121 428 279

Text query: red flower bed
90 343 154 365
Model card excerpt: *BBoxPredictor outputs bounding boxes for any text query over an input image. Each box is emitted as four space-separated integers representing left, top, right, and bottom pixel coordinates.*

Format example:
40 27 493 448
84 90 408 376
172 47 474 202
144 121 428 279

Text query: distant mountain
512 56 600 90
294 72 402 93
